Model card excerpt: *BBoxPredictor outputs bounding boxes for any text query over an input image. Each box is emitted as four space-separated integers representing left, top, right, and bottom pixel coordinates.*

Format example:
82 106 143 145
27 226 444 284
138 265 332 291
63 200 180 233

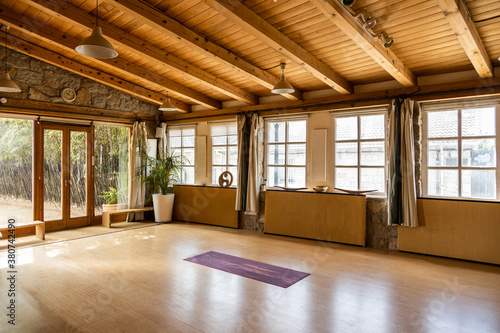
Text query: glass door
41 124 91 229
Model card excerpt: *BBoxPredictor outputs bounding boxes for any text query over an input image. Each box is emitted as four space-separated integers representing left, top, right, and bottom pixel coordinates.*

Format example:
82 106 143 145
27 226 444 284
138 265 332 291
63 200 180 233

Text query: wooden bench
102 207 154 228
0 221 45 240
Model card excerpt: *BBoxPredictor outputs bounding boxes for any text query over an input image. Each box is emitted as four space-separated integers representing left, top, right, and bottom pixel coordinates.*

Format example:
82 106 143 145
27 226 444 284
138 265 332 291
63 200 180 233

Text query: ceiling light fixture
338 1 395 48
0 25 21 93
271 63 294 94
378 31 395 48
159 91 177 112
75 0 118 59
355 9 377 30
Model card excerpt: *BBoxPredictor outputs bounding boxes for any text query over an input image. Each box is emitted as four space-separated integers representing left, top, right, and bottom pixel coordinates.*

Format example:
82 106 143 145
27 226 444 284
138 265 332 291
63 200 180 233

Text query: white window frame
265 117 307 189
167 125 196 185
332 110 387 195
422 103 500 201
209 121 238 186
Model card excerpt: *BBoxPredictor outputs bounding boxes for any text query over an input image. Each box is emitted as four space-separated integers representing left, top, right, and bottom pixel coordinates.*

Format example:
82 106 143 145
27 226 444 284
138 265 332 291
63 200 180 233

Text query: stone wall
2 49 158 115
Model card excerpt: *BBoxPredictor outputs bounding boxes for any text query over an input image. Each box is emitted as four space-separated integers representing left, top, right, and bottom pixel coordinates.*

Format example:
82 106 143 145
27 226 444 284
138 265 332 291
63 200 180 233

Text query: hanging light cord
95 0 99 27
3 26 7 74
461 0 500 23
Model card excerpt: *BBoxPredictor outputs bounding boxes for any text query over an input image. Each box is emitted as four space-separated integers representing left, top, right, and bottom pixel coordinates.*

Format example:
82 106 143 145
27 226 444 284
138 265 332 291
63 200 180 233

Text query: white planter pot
152 193 175 222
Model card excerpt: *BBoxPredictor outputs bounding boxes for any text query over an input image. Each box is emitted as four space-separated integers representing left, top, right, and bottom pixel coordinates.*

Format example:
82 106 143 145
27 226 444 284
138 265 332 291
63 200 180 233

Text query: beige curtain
159 123 168 153
127 121 147 221
235 114 247 210
246 113 260 212
387 99 418 227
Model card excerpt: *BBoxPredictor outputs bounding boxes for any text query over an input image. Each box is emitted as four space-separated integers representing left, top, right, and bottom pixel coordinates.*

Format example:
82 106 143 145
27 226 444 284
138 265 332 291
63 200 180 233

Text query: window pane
228 135 238 145
182 167 195 184
212 136 227 146
287 167 306 188
267 144 285 165
70 131 87 218
335 142 357 166
228 146 238 165
428 140 458 167
0 118 33 224
287 144 306 165
228 167 238 185
335 168 358 190
268 122 285 143
462 170 496 199
183 148 195 166
44 129 62 221
212 146 227 165
462 108 495 137
211 124 228 136
287 120 307 142
361 115 385 139
182 128 195 136
427 169 458 197
169 136 181 148
228 124 237 135
267 167 285 187
169 128 181 137
360 168 385 192
335 117 357 141
462 139 496 167
428 110 458 138
212 166 226 185
360 141 385 166
94 125 129 215
182 135 195 147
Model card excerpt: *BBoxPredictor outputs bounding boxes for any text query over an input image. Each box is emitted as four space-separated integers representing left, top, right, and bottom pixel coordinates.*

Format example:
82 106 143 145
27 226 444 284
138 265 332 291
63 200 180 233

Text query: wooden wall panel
264 190 366 246
399 199 500 265
173 185 238 228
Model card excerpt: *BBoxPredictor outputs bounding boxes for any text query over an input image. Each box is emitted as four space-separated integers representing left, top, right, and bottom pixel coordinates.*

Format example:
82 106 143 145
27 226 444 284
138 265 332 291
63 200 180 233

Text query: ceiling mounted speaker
343 0 356 6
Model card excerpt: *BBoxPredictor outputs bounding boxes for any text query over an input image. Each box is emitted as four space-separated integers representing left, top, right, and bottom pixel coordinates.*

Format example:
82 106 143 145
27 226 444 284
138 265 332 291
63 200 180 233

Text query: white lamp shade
75 26 118 59
159 98 177 112
0 72 21 93
272 74 295 94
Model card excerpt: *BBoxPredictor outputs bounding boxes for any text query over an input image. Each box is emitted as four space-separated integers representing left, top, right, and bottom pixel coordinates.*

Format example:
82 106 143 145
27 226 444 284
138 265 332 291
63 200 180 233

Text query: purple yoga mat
184 251 310 288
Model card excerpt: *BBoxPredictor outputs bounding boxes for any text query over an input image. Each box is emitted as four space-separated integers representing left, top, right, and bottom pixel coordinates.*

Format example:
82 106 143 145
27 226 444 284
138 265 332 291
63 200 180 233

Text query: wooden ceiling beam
309 0 417 87
109 0 302 101
0 7 219 110
162 76 500 122
3 31 191 112
23 0 258 105
201 0 353 95
434 0 493 78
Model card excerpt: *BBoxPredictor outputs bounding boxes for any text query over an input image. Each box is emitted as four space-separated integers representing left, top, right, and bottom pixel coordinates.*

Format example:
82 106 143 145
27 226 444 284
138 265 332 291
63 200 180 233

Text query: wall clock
61 88 76 103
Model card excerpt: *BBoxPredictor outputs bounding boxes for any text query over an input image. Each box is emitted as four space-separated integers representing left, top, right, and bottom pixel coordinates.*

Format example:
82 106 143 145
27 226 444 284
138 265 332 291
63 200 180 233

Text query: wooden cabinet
264 190 366 246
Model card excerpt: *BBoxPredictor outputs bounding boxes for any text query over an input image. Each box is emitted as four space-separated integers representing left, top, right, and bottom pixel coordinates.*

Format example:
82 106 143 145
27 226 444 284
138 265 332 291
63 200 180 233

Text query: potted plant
100 187 128 212
136 149 183 222
101 187 118 212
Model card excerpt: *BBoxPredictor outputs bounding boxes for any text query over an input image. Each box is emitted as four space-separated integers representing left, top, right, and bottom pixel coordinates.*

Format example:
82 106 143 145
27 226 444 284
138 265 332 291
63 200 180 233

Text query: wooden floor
1 222 499 333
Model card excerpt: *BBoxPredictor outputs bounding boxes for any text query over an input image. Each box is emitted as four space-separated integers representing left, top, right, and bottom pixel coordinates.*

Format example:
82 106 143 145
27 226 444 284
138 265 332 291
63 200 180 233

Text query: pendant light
271 63 294 94
75 0 118 59
0 25 21 93
159 91 177 112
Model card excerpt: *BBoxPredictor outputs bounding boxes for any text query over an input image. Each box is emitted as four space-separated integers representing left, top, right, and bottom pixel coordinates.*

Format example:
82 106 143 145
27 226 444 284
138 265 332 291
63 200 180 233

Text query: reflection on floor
0 222 499 333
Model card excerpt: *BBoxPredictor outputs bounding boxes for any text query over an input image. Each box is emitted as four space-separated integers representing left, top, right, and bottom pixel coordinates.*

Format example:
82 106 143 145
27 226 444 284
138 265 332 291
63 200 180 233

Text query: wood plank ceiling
0 0 499 114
